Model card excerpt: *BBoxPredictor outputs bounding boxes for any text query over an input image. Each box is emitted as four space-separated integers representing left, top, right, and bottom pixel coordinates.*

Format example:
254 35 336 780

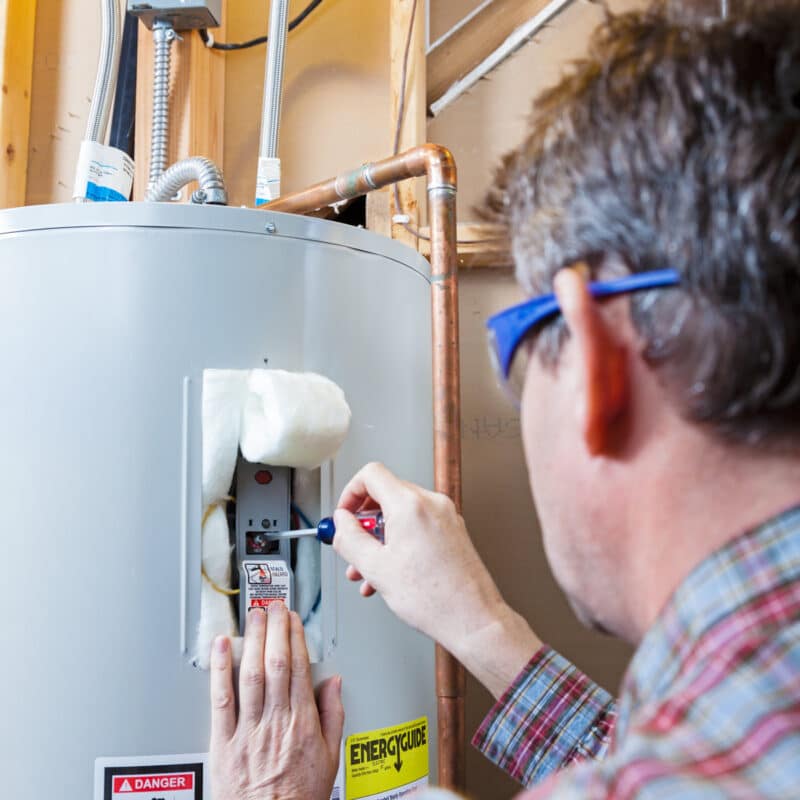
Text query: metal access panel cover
127 0 222 30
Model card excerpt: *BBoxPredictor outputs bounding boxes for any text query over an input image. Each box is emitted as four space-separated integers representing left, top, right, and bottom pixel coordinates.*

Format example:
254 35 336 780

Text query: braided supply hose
260 0 290 160
85 0 123 144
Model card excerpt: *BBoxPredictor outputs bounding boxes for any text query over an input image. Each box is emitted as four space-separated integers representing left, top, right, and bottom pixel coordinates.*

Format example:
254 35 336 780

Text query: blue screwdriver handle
316 511 384 545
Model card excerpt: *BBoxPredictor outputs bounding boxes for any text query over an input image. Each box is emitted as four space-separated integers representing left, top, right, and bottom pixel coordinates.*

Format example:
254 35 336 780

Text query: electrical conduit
149 21 178 192
145 157 227 204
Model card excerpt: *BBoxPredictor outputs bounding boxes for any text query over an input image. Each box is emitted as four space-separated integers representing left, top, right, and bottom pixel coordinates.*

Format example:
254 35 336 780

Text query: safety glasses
486 268 680 406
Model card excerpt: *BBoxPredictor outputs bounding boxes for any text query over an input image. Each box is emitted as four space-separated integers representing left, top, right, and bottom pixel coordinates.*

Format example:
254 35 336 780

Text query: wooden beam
419 222 512 269
381 0 426 244
427 0 575 115
133 17 227 201
0 0 36 208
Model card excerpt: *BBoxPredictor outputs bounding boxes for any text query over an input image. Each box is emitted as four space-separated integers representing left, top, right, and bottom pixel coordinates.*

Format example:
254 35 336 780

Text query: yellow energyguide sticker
345 716 429 800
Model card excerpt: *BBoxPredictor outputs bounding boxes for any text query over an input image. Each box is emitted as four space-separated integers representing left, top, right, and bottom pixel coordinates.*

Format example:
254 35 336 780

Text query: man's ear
553 267 630 456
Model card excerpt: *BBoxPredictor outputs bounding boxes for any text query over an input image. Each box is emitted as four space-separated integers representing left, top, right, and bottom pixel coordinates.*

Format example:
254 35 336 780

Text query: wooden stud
185 23 226 169
0 0 36 209
418 222 513 269
133 14 227 201
387 0 426 246
366 186 393 237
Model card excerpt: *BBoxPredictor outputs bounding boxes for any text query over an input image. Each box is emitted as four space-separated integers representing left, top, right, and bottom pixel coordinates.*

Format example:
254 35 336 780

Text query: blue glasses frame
487 268 681 381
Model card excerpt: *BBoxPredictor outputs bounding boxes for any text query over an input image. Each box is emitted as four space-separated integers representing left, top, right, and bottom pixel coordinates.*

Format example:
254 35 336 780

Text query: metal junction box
127 0 222 30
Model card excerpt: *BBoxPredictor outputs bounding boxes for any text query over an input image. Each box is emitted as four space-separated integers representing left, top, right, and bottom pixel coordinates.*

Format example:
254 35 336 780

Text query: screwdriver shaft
265 527 317 540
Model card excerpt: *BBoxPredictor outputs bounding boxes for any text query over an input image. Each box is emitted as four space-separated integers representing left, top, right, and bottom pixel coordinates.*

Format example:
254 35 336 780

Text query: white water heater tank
0 203 437 800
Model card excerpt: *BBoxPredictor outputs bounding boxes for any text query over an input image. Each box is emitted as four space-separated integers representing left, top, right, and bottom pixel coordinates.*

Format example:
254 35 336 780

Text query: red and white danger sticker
98 759 203 800
113 773 194 794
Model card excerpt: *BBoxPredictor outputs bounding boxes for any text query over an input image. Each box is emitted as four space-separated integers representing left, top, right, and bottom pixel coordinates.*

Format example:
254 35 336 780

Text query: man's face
519 339 621 632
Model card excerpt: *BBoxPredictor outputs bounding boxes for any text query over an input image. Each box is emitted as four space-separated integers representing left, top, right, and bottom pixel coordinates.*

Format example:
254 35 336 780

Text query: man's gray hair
487 1 800 446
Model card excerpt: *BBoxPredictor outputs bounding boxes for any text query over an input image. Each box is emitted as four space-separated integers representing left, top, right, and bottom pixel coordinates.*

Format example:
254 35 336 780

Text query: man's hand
332 463 542 698
209 603 344 800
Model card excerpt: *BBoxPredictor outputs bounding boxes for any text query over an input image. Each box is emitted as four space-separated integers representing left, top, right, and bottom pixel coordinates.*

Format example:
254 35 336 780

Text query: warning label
99 760 203 800
113 773 193 794
244 558 292 611
345 717 428 800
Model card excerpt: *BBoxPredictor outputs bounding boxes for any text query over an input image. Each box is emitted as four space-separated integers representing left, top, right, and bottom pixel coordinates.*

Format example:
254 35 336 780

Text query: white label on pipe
74 140 134 202
255 156 281 206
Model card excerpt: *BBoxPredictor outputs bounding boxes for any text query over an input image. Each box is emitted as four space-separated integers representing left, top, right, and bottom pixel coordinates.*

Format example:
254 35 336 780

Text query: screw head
264 222 277 234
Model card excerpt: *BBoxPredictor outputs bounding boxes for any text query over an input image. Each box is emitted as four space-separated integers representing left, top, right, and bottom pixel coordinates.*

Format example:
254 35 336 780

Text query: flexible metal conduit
149 22 177 190
145 157 228 204
259 0 290 160
266 144 465 791
85 0 123 143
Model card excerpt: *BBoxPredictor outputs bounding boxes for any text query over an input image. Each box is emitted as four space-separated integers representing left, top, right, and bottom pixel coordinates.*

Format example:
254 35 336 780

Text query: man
209 1 800 797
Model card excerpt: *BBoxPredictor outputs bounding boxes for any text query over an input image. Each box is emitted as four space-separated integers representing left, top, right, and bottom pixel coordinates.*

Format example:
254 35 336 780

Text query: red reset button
254 469 273 485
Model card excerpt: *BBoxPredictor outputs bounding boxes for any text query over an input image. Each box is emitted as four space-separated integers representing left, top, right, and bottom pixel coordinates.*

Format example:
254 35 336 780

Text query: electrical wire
201 497 241 597
391 0 499 247
291 503 315 530
198 0 323 51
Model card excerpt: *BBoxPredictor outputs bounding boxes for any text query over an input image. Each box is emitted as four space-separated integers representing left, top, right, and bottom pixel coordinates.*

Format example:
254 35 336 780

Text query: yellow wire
201 497 241 597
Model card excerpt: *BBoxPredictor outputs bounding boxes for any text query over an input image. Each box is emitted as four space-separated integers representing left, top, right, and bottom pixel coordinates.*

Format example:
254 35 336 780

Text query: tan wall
23 1 648 797
223 0 391 206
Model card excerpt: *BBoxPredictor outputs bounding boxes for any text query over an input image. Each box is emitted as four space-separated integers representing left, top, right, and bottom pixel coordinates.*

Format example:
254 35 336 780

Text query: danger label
345 717 428 800
114 773 193 793
244 559 292 611
102 761 203 800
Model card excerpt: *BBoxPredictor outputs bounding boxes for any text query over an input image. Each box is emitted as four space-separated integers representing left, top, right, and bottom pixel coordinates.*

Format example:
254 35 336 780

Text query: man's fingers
337 462 406 513
345 564 364 582
317 676 345 766
345 565 377 596
288 611 315 713
264 602 291 712
209 636 236 745
239 608 267 726
332 509 383 580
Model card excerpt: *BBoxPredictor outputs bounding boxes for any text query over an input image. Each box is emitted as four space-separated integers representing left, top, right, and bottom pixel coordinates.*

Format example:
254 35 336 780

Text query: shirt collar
621 504 800 710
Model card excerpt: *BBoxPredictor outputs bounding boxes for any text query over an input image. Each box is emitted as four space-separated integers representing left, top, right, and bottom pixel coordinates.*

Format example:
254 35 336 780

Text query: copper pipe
266 144 465 791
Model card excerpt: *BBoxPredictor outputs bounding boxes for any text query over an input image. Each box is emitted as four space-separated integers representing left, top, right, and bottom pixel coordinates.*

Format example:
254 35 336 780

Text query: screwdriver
267 510 385 545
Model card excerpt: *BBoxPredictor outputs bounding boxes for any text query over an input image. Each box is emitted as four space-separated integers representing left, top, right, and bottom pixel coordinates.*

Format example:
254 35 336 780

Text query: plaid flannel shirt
472 506 800 798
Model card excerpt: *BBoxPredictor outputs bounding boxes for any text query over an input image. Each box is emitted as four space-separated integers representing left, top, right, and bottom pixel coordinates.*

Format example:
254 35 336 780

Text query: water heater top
0 202 432 283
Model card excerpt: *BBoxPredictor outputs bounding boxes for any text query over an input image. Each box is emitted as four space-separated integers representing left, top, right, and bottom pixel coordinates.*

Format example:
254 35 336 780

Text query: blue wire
291 503 315 530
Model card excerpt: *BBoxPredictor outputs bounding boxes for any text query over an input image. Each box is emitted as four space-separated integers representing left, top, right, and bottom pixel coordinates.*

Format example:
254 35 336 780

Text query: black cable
109 13 139 158
198 0 324 51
